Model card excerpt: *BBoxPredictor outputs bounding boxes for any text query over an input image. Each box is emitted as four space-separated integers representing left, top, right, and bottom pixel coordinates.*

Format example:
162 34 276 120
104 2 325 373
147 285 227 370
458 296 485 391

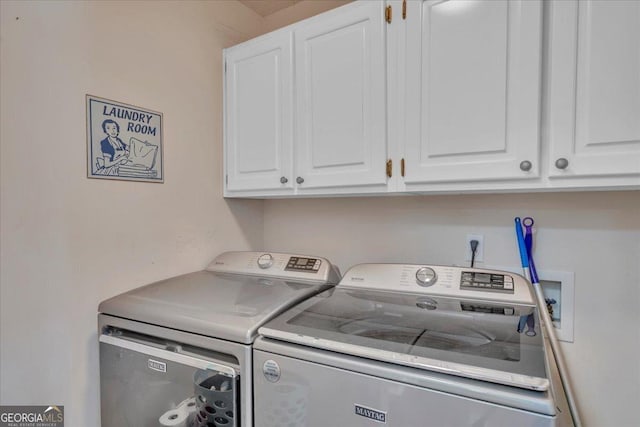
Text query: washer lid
259 287 549 391
99 270 332 344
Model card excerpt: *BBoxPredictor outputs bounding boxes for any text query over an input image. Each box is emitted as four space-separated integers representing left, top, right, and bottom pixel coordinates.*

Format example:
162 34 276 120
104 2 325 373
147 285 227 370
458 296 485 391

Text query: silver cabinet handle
519 160 532 172
296 177 304 184
280 176 288 184
555 158 569 170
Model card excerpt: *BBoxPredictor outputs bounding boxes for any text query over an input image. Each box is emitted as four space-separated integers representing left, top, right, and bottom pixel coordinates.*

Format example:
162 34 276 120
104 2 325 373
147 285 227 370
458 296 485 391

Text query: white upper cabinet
294 1 388 191
223 0 640 198
547 0 640 181
224 32 293 195
403 0 543 185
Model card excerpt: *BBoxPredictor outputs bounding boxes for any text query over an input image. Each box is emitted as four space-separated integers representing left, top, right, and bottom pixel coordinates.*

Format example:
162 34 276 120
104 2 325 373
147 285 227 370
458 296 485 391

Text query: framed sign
86 95 163 182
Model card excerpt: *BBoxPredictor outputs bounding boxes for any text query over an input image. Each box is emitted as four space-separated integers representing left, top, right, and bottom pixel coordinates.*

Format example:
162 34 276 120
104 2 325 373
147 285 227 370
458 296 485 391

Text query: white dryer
98 251 340 427
254 263 574 426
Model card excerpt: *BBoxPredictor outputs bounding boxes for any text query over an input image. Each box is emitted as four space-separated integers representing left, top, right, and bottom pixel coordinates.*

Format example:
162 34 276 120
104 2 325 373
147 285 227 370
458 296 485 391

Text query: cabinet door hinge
385 5 392 24
402 0 407 19
386 159 393 178
401 158 405 177
225 174 228 184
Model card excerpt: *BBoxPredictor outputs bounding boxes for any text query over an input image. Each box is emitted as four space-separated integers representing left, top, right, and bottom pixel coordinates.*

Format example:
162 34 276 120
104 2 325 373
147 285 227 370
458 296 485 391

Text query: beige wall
0 1 264 425
263 191 640 426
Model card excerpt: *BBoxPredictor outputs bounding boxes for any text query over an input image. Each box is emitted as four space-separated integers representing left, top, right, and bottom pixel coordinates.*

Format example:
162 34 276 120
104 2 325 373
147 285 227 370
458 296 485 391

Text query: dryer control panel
206 251 340 284
339 264 534 304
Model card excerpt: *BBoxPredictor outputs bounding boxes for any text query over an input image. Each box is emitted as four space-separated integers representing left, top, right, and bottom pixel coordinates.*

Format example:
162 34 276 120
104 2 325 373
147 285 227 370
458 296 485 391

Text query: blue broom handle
515 218 529 269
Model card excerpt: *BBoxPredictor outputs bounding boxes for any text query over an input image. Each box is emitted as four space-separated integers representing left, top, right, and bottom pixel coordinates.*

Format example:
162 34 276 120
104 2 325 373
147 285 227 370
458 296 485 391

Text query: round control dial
257 253 274 269
415 267 437 287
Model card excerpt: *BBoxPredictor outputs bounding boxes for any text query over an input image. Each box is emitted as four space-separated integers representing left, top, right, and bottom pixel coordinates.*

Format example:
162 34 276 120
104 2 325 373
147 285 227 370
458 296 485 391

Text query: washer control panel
285 257 321 273
340 263 534 304
460 271 514 292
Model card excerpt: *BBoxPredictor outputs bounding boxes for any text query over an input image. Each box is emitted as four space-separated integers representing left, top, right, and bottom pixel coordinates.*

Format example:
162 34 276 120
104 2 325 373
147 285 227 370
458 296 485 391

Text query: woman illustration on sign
96 119 129 175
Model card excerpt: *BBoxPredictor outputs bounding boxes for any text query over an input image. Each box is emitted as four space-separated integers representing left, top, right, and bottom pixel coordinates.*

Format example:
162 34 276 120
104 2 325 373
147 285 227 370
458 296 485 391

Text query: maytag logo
148 359 166 373
350 277 365 282
354 404 386 423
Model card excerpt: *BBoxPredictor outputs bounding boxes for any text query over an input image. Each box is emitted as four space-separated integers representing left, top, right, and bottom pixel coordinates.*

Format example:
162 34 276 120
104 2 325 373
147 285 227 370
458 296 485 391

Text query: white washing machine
98 251 340 427
254 263 574 426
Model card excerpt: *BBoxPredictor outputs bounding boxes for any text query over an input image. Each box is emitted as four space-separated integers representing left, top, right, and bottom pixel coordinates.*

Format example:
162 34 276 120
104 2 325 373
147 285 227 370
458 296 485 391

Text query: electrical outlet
465 234 484 263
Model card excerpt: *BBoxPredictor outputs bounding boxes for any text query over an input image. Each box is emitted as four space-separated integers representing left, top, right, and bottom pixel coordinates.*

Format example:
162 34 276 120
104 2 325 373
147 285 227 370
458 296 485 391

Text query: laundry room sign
86 95 163 182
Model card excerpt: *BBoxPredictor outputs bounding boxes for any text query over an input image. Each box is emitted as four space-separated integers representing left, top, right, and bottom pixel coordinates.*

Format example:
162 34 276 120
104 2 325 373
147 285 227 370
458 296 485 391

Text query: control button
257 253 274 269
503 282 514 290
416 267 437 287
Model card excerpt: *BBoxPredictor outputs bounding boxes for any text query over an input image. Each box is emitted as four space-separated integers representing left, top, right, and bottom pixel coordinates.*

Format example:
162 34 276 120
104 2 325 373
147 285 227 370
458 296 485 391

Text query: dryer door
100 330 239 427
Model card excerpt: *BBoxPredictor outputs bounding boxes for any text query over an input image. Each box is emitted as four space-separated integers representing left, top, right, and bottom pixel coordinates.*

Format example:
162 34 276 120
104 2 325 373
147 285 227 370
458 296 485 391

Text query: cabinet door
548 0 640 179
294 1 387 190
403 0 542 184
224 32 293 194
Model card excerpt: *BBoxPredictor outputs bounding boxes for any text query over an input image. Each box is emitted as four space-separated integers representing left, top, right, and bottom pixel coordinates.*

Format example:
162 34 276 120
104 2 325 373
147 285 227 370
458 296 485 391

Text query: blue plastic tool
514 217 529 271
522 217 539 284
